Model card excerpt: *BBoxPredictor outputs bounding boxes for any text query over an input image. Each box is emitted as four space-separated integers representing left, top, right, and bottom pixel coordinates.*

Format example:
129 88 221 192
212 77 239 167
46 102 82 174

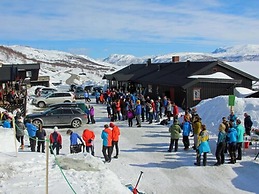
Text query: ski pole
133 171 143 194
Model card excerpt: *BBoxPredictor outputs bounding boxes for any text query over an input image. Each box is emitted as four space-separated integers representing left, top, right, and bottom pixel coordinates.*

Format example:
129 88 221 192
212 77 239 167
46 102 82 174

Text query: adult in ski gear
227 122 238 164
135 100 142 127
195 124 211 166
36 124 46 153
25 119 38 152
236 119 245 160
192 115 202 150
168 120 181 152
15 117 25 149
66 129 84 154
110 122 121 158
101 124 113 162
82 128 95 156
244 112 253 136
214 121 227 166
182 121 192 150
49 126 62 155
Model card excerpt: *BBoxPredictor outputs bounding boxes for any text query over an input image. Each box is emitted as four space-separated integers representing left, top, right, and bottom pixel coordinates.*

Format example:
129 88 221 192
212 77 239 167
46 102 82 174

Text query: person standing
214 122 227 166
25 119 38 152
195 124 211 166
192 115 202 150
101 124 113 163
135 100 142 127
227 122 238 164
66 129 84 153
82 128 95 156
84 90 91 103
49 127 62 155
127 108 134 127
15 117 26 150
89 106 96 124
236 119 245 160
110 122 121 158
172 102 179 120
182 121 192 150
168 120 181 152
36 124 46 153
244 113 253 136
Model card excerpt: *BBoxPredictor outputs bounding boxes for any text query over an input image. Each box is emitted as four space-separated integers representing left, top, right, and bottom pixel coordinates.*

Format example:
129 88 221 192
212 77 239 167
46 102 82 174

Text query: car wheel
33 119 42 127
38 101 46 108
71 119 81 128
64 100 71 103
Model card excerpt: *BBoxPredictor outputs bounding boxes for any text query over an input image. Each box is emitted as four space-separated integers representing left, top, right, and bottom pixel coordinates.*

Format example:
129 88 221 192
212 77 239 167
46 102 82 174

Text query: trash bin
244 141 250 149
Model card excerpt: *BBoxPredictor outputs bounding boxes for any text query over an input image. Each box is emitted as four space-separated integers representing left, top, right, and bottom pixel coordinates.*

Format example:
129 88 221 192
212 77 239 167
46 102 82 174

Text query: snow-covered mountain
0 44 258 85
103 44 259 66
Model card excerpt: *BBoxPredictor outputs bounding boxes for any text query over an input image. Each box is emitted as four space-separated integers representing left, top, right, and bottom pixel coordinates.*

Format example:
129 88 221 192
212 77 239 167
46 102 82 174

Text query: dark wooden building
103 58 259 109
0 63 40 115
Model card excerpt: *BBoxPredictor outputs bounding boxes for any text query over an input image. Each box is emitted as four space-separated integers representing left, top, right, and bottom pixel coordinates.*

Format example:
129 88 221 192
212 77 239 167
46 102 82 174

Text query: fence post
13 116 18 157
46 140 49 194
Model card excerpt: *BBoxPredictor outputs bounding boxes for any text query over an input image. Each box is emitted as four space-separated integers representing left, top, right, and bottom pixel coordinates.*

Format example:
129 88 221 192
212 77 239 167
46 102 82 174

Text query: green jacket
169 123 181 139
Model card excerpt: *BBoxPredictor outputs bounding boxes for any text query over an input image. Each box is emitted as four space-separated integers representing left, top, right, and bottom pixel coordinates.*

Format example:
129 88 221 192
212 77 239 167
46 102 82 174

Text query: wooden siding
186 82 235 108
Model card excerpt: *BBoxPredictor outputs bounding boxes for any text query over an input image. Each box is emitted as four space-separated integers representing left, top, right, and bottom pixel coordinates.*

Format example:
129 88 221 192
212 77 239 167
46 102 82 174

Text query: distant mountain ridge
102 44 259 66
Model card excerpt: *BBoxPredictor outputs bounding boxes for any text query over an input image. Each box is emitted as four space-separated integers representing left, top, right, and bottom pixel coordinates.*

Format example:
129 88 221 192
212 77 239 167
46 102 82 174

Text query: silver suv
32 92 75 108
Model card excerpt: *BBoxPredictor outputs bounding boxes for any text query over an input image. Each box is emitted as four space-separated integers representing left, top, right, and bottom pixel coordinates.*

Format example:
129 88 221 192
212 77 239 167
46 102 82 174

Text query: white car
32 92 75 108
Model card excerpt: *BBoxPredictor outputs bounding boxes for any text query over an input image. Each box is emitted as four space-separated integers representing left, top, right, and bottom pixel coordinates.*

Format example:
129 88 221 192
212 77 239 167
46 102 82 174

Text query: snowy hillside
0 45 117 85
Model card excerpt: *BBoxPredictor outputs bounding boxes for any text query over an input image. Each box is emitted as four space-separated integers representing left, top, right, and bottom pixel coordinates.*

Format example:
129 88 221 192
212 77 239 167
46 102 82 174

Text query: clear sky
1 0 259 59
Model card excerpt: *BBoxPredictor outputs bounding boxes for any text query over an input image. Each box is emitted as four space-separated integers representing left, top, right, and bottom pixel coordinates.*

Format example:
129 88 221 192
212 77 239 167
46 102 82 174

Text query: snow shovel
132 171 144 194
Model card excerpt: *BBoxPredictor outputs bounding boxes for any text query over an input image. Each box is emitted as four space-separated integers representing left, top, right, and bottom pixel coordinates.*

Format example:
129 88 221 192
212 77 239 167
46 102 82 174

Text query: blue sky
1 0 259 59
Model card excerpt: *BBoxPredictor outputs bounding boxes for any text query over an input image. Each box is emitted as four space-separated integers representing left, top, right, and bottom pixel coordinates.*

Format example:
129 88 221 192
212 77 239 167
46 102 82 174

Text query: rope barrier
14 122 77 194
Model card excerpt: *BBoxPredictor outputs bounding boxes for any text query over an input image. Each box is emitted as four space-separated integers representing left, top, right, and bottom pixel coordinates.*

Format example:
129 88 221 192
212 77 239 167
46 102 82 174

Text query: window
193 88 201 101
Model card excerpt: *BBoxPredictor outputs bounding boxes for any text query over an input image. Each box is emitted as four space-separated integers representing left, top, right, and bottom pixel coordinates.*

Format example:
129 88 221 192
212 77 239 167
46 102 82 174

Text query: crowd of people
0 87 256 166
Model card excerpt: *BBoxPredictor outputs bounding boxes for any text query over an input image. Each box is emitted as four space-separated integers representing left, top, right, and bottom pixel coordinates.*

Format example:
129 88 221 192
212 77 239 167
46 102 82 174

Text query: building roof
104 60 258 88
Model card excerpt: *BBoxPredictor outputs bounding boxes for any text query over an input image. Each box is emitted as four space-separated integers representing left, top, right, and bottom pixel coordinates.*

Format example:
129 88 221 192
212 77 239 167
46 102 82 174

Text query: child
127 108 134 127
90 106 95 124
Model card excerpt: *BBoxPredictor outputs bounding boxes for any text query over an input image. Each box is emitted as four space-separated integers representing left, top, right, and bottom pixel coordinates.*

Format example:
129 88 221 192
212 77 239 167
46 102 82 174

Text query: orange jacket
82 129 95 146
115 101 121 112
111 125 120 141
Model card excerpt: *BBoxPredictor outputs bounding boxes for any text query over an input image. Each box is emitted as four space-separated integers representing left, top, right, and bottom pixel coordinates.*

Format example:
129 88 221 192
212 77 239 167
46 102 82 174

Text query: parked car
31 92 75 108
74 86 85 99
34 87 58 97
49 102 89 113
25 107 87 128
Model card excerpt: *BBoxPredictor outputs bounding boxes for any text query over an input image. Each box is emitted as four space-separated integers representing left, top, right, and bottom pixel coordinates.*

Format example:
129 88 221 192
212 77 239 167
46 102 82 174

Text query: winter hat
109 122 115 127
54 126 58 131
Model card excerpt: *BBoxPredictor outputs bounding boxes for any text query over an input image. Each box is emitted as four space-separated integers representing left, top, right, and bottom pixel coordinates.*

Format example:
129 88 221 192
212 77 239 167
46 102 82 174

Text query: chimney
172 56 180 63
146 58 151 66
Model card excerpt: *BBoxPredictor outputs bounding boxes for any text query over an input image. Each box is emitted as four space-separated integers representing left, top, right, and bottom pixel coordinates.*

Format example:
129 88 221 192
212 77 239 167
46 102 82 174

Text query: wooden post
46 140 49 194
13 116 18 157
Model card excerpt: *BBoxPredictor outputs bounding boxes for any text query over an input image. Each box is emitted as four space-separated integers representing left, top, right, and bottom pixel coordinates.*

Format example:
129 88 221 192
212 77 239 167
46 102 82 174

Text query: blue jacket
236 124 245 143
135 104 142 116
182 122 192 136
70 132 83 145
227 127 237 143
3 120 11 128
25 123 37 137
217 131 226 144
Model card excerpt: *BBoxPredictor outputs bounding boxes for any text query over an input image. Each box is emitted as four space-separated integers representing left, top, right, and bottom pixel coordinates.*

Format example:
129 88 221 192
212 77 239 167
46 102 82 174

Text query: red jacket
111 125 120 141
82 129 95 146
49 132 62 145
